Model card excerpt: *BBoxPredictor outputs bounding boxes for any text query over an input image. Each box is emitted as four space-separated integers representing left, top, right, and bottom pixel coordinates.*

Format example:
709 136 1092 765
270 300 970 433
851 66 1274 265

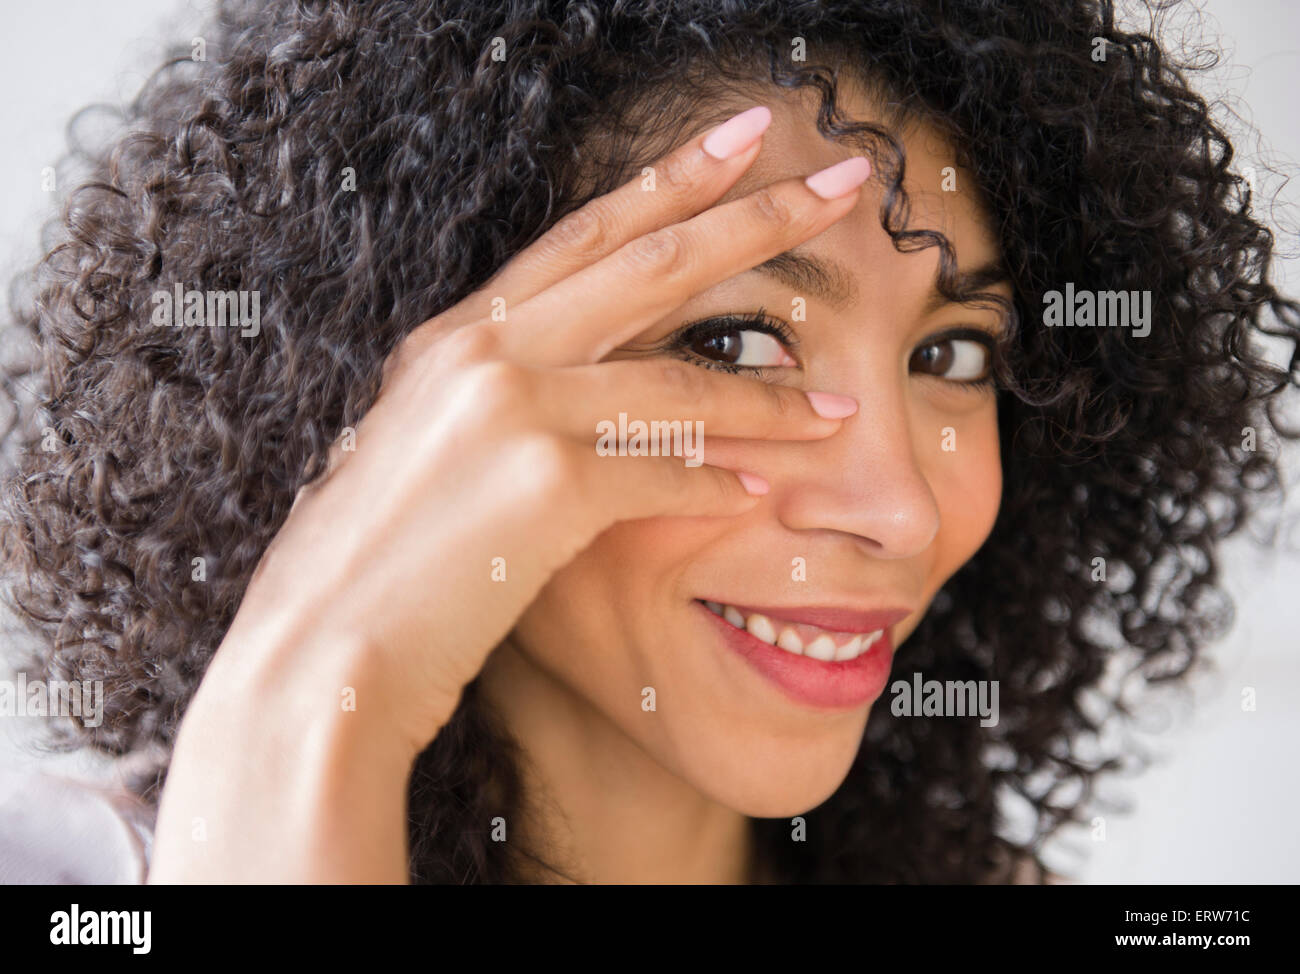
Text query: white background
0 0 1296 882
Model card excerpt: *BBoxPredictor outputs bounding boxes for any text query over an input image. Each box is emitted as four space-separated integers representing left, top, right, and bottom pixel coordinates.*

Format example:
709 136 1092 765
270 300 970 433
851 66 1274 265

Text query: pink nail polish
737 472 770 496
702 106 773 160
804 157 872 199
805 391 858 419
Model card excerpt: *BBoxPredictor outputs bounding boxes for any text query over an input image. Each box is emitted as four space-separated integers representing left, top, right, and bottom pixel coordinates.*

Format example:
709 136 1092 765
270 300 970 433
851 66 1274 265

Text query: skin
147 76 1009 884
483 81 1009 883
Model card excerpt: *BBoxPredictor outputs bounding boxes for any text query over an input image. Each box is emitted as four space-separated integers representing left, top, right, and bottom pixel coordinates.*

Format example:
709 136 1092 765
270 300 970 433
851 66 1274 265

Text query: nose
773 385 941 559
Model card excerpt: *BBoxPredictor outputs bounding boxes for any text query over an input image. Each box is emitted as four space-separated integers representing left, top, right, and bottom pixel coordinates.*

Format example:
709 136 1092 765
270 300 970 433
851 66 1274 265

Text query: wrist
204 613 436 768
217 600 463 759
150 624 425 882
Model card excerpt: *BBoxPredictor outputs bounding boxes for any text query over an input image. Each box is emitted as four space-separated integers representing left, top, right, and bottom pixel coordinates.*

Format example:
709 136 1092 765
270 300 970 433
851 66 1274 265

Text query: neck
478 639 755 884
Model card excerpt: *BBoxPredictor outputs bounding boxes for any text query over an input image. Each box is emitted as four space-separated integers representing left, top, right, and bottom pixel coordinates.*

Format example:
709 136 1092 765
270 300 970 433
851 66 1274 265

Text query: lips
697 598 910 710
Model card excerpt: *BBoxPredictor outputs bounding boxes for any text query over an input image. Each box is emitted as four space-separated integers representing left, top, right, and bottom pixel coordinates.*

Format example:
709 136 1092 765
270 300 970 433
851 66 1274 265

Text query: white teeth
804 634 837 661
833 635 863 661
776 628 804 654
745 613 777 645
705 600 886 662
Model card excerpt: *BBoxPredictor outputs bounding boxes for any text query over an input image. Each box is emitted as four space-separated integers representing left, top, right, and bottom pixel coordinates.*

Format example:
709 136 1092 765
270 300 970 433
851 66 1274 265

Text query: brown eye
910 335 991 382
690 331 742 363
673 315 798 371
689 329 792 368
911 341 954 375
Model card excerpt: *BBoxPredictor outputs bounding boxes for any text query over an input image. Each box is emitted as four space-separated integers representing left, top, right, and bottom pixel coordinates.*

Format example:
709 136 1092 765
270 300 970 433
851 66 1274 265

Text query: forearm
146 628 424 883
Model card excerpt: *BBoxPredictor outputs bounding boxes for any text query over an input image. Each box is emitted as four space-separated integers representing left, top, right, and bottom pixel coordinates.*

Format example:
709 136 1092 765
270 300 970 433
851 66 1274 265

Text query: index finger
427 106 774 337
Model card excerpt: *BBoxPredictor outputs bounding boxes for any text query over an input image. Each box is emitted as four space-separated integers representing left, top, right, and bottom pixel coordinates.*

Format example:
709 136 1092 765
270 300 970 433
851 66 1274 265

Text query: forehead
706 78 1003 273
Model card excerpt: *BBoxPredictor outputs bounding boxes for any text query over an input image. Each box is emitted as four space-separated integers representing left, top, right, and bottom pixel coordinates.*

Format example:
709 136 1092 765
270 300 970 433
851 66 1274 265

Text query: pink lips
698 600 910 711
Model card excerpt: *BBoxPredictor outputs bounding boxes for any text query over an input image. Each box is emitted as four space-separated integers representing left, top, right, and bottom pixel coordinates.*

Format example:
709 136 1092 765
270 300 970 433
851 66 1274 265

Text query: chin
673 722 870 818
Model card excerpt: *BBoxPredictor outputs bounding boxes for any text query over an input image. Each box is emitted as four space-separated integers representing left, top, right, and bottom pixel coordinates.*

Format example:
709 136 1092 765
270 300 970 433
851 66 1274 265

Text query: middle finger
494 156 872 368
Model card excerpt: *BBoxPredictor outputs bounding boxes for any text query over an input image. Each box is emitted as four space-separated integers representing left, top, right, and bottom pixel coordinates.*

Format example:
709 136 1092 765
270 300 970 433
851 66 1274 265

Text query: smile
701 600 884 661
695 598 910 710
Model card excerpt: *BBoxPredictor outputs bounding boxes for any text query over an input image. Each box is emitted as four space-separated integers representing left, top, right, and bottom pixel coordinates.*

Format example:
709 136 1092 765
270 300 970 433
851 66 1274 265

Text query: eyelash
666 309 797 375
665 312 1000 389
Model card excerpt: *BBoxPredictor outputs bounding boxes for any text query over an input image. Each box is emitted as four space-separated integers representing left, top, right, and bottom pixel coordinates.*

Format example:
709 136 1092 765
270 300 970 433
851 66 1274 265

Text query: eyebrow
750 249 1009 314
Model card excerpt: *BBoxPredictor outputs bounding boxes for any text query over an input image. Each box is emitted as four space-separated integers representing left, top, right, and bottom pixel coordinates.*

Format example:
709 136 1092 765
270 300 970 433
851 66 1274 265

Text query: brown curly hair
2 0 1297 883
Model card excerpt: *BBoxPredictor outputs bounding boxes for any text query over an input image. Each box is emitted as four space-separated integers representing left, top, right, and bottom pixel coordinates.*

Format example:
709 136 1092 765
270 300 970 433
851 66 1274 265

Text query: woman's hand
147 107 871 882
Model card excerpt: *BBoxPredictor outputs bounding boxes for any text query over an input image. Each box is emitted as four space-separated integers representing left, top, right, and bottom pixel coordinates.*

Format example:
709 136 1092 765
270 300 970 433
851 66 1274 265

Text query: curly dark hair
2 0 1296 884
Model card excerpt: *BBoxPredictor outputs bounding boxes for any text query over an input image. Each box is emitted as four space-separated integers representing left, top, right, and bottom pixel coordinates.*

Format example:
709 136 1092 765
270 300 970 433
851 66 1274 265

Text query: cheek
509 517 717 679
888 407 1000 648
929 411 1002 575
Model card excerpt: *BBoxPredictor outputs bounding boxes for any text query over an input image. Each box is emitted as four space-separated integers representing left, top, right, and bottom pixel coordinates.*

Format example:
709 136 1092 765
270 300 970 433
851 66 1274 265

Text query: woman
2 0 1295 883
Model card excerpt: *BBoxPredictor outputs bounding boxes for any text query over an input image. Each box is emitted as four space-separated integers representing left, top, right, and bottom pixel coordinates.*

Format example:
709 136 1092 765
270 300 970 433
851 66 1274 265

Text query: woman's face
483 81 1010 818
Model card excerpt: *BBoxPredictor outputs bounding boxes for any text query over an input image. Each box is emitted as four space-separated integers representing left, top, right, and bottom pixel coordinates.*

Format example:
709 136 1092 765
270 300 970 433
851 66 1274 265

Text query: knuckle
626 228 685 276
463 359 530 412
549 205 607 259
653 149 694 196
653 358 702 398
765 382 795 424
515 433 582 497
703 466 732 503
749 185 794 228
437 324 500 365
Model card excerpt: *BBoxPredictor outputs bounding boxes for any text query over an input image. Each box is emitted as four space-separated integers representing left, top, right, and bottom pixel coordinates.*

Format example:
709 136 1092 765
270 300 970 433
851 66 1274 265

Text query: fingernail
805 391 859 419
702 106 772 160
804 156 872 199
736 471 770 496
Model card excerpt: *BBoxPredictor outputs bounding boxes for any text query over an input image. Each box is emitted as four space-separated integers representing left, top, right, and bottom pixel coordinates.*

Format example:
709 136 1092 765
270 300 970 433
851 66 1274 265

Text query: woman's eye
674 315 798 371
688 329 795 368
909 335 992 383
